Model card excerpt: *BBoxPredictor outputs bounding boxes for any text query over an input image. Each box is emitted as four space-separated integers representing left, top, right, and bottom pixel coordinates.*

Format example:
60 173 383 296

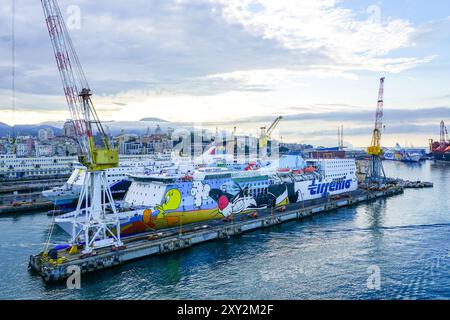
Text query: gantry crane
366 77 386 186
259 116 282 157
41 0 122 253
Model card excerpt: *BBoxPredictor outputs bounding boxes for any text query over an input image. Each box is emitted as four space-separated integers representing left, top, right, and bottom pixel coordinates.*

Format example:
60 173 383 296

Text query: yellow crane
366 77 386 185
367 78 385 157
259 116 282 152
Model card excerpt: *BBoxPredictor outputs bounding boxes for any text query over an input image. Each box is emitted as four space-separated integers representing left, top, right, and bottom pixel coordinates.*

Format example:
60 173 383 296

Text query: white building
16 143 30 157
35 143 53 157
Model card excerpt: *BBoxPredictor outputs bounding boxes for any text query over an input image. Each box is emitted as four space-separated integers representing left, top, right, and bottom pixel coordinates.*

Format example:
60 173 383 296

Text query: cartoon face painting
155 189 182 218
190 181 211 208
209 188 258 217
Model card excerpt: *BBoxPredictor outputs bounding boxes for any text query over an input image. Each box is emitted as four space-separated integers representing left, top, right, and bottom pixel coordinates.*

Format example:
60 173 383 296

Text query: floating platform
400 181 433 189
29 187 403 283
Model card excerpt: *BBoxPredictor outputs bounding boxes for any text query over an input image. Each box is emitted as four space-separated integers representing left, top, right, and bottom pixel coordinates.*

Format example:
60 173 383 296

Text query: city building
38 128 55 141
62 120 76 137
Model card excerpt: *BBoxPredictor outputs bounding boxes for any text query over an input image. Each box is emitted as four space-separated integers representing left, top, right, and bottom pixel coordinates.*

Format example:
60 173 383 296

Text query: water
1 161 449 299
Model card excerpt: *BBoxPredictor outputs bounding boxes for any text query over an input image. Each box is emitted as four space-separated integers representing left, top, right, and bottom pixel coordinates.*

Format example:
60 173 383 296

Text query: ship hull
433 152 450 163
384 151 422 163
43 179 131 209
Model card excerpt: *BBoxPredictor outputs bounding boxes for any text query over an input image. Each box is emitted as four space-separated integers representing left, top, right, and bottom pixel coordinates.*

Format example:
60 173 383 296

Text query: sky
1 0 450 147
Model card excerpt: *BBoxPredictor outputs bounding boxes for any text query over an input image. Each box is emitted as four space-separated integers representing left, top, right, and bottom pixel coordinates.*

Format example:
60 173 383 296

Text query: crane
41 0 122 253
440 121 449 145
259 116 282 157
338 125 344 150
366 77 386 186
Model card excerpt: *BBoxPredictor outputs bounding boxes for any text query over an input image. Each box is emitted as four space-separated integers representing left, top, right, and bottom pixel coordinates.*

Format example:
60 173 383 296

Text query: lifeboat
276 168 290 172
304 166 316 173
245 162 259 171
181 175 193 182
292 169 304 175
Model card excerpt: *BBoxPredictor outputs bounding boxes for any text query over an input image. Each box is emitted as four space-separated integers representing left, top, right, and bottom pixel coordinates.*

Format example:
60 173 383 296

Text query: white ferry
55 156 358 236
42 155 174 209
383 144 422 163
0 154 77 180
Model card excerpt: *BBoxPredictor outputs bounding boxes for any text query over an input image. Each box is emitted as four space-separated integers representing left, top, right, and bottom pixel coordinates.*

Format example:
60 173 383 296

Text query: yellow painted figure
155 189 182 218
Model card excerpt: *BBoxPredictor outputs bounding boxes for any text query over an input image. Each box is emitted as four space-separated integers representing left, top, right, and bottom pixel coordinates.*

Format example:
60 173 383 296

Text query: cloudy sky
1 0 450 147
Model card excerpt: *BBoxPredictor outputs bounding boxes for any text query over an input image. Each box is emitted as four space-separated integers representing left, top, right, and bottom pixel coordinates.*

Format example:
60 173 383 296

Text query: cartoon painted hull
55 176 358 237
383 151 422 163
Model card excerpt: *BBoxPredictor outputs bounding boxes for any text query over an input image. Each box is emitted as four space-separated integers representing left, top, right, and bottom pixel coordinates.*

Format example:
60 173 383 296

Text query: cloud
199 106 450 126
283 123 443 137
0 0 447 148
215 0 436 73
0 0 437 99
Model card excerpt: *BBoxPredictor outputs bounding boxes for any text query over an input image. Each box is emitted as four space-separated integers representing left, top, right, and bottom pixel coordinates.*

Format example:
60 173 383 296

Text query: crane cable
11 0 15 142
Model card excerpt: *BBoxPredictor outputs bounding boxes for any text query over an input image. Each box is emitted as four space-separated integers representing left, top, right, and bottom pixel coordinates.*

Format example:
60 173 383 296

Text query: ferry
42 156 174 209
43 145 265 209
0 154 77 180
383 144 422 163
55 156 358 236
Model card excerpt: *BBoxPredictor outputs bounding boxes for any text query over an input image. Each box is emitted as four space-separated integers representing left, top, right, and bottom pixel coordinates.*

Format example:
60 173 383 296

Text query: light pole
298 190 305 213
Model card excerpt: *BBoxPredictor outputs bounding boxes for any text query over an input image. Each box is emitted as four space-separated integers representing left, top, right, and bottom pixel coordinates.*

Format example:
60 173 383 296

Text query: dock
29 187 403 283
0 200 54 215
0 178 67 194
0 177 65 214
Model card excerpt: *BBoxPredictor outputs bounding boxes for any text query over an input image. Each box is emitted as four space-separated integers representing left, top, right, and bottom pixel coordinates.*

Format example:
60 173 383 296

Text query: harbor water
0 160 449 299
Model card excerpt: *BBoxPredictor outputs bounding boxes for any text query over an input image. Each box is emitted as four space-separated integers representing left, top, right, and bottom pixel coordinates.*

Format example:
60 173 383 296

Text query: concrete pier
29 187 403 283
0 178 67 194
0 200 53 214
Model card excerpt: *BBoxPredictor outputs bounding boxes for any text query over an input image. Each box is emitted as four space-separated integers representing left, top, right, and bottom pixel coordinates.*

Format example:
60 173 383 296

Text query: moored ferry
383 144 422 163
42 146 252 209
0 154 77 180
55 156 358 236
42 155 174 209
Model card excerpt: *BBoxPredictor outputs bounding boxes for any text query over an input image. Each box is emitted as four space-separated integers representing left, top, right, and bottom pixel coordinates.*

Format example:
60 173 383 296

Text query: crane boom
266 116 282 137
440 121 449 144
41 0 122 253
259 116 282 151
41 0 117 171
367 77 384 156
